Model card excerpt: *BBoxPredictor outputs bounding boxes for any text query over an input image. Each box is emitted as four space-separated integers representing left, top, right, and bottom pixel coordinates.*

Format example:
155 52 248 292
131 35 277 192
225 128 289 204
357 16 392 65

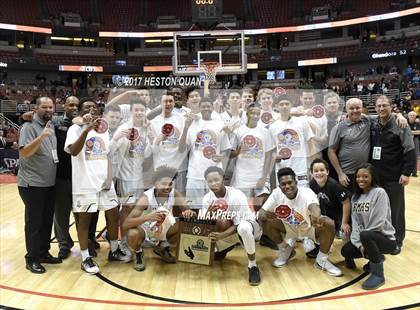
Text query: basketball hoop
201 61 220 84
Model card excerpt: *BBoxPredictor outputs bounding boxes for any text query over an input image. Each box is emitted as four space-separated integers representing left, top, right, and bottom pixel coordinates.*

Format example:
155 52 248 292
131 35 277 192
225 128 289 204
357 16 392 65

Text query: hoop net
201 61 220 84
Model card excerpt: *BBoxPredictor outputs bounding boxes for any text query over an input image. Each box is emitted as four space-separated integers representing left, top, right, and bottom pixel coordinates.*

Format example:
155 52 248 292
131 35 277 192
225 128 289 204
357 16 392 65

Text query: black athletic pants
341 230 397 263
53 178 74 251
19 186 56 262
381 181 405 247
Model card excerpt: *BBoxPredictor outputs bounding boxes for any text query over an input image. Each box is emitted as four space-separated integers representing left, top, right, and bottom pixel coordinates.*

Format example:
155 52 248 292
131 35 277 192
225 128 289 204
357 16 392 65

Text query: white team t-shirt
65 124 110 195
262 187 318 229
202 186 256 225
186 118 232 180
269 116 314 176
113 120 152 181
306 115 328 155
150 113 186 170
220 110 247 127
231 125 275 188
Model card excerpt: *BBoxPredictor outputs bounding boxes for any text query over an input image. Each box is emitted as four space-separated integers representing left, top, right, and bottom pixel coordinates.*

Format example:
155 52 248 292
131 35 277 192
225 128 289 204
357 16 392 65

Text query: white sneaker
303 238 316 253
81 257 100 274
272 246 296 268
314 256 343 277
119 242 132 262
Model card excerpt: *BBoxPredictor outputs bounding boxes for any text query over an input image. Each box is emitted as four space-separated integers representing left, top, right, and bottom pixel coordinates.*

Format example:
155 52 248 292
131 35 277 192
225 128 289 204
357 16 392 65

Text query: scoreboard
192 0 223 23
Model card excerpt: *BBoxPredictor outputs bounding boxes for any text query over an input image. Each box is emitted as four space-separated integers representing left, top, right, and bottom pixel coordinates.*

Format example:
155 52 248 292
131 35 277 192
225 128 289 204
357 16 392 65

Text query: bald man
328 98 370 193
18 97 62 273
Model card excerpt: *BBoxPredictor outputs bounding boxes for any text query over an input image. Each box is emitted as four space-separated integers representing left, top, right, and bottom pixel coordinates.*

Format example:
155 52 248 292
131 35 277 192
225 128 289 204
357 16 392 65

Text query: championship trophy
176 217 216 266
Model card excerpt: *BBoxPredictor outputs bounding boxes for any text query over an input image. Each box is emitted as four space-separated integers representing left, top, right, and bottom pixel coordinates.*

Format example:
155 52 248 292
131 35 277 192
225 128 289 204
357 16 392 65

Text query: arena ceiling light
298 57 337 66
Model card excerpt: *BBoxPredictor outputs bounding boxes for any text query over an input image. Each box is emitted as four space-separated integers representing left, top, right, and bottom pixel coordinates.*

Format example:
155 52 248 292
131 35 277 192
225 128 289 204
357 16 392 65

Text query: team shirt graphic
240 134 264 159
85 136 107 160
195 129 217 158
128 135 147 159
275 204 306 226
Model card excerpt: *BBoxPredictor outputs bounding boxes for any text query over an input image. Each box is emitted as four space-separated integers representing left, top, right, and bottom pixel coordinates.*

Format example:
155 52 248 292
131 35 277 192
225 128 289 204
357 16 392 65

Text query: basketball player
202 166 262 286
268 95 316 187
230 103 274 210
65 99 129 274
179 98 232 209
220 90 247 132
241 87 255 110
257 88 279 127
258 167 342 277
123 166 195 271
112 99 153 260
149 92 187 175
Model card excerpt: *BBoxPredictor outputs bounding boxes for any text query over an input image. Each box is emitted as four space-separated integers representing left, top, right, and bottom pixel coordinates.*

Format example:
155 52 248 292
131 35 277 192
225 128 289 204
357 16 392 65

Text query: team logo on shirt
274 204 305 226
277 128 300 156
241 134 263 159
85 136 107 160
128 135 146 158
161 126 181 149
195 129 217 158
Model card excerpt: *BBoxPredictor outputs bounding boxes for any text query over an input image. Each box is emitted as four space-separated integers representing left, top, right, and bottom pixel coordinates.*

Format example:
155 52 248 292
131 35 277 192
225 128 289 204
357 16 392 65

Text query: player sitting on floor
122 166 195 271
258 167 342 277
201 166 262 286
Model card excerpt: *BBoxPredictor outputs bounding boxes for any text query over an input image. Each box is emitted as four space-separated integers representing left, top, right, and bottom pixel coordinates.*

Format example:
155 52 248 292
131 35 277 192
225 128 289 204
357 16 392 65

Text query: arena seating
281 45 359 61
99 0 146 31
45 0 91 21
0 1 49 27
0 50 20 62
148 0 191 22
36 54 115 66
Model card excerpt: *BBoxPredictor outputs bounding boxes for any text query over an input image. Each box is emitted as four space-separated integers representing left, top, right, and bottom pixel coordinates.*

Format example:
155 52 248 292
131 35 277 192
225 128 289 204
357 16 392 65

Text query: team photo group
18 85 416 290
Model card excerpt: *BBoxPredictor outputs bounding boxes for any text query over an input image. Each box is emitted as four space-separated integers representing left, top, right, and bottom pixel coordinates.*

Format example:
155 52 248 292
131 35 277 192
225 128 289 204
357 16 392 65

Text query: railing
0 113 20 131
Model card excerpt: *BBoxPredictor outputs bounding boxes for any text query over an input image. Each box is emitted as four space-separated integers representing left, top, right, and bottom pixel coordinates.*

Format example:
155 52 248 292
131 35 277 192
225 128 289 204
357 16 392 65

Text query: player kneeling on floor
258 167 342 277
122 166 195 271
201 166 262 286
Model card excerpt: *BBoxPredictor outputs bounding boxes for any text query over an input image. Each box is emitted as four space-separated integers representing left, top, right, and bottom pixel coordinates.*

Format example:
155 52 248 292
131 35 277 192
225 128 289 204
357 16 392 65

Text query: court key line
0 281 418 308
95 271 368 304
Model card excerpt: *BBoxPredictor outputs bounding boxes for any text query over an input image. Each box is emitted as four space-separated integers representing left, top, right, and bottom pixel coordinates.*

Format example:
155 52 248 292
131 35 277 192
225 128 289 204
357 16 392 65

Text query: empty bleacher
45 0 91 21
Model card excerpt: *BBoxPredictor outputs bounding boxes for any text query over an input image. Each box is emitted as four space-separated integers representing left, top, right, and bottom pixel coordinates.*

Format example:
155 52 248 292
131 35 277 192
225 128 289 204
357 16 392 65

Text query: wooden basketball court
0 178 419 309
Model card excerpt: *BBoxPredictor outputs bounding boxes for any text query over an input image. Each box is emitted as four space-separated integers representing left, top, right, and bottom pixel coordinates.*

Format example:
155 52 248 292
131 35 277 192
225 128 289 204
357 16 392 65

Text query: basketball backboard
173 30 247 76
